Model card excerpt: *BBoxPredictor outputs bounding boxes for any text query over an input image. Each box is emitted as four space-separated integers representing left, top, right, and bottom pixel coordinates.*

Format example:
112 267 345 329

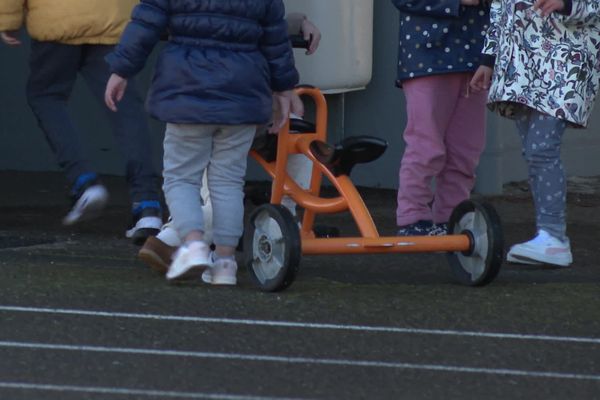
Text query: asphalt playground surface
0 171 599 400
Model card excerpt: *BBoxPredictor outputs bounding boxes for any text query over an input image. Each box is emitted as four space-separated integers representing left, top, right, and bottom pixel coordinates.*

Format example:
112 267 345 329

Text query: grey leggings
163 123 256 247
515 108 568 241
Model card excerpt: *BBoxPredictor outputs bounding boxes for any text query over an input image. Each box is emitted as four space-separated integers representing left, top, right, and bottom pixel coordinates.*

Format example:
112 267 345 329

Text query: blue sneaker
127 200 163 245
397 220 435 236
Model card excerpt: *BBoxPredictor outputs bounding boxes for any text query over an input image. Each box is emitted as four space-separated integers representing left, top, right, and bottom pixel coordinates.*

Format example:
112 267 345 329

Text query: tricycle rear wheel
244 204 301 292
446 200 504 286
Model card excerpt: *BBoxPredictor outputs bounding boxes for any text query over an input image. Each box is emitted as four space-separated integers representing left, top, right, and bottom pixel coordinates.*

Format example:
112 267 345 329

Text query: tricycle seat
309 135 388 177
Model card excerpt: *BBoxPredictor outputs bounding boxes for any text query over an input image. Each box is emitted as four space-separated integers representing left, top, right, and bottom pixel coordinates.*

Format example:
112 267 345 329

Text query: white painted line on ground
1 340 599 382
1 305 599 344
0 382 307 400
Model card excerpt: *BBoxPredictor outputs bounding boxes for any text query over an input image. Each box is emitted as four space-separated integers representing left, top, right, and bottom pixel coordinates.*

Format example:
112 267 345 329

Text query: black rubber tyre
244 204 301 292
446 200 504 286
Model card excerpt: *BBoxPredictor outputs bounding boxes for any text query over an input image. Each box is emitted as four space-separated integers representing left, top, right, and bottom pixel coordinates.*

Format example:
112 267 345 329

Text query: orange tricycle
243 87 503 292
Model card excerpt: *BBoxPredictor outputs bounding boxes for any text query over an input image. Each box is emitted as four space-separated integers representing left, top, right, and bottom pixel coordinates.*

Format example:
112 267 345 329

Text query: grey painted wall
2 1 600 194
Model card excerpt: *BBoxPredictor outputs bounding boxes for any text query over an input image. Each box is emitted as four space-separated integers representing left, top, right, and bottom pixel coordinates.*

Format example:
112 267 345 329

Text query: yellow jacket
0 0 138 45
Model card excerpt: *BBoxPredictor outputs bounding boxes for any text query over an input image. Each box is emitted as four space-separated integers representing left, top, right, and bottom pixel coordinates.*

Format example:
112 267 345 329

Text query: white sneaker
125 207 163 245
156 221 182 248
201 269 212 284
63 184 109 225
201 253 237 286
506 230 572 267
166 241 212 281
506 253 542 265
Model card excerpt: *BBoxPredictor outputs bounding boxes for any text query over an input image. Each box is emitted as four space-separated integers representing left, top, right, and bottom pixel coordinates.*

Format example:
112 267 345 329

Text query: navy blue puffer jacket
106 0 299 125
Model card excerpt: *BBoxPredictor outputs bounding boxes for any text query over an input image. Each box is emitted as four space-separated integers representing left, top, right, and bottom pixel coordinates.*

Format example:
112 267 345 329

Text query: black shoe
127 201 163 245
313 225 340 238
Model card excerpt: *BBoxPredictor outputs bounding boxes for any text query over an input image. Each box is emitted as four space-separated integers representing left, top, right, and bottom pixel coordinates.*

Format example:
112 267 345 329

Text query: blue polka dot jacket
391 0 491 84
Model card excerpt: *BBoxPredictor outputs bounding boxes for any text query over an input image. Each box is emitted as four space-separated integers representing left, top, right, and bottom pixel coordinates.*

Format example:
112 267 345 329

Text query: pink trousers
396 73 487 226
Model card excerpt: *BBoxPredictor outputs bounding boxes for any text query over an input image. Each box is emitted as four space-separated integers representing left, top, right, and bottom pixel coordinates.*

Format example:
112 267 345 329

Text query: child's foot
63 174 109 225
126 201 163 245
506 253 542 265
429 222 449 236
166 241 212 281
397 220 434 236
138 236 177 274
201 253 237 286
506 230 572 267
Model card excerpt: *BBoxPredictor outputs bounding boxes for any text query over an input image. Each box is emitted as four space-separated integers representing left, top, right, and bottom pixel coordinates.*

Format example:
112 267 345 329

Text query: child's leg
516 109 568 241
396 75 463 227
80 45 161 205
281 154 312 216
207 125 257 256
25 41 91 184
252 125 311 216
162 123 218 280
432 73 487 224
162 123 214 240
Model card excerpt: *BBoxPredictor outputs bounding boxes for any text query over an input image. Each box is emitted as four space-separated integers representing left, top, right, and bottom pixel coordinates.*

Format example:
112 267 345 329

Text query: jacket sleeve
561 0 600 26
480 0 501 67
259 0 300 92
390 0 461 18
105 0 169 78
0 0 25 31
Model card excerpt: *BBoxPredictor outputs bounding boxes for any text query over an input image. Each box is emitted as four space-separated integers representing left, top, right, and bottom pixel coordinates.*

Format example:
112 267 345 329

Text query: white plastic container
283 0 374 93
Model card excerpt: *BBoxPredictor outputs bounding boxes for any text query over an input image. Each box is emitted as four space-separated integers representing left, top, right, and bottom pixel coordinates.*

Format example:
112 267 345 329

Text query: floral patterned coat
482 0 600 128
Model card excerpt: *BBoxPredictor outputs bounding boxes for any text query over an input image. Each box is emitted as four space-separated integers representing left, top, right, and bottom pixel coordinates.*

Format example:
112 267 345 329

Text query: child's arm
270 91 305 133
534 0 568 16
1 31 21 46
481 0 501 67
470 0 500 92
535 0 600 25
259 1 300 93
260 1 303 131
105 74 128 112
390 0 475 18
0 0 25 46
105 0 169 80
287 13 321 55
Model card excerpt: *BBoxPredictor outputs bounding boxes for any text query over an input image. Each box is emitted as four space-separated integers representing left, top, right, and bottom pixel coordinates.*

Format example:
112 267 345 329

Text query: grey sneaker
202 253 237 286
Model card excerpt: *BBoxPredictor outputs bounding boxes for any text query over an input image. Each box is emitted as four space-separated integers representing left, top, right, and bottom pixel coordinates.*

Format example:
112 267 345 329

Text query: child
470 0 600 267
137 12 322 283
0 0 163 244
105 0 301 283
391 0 491 236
